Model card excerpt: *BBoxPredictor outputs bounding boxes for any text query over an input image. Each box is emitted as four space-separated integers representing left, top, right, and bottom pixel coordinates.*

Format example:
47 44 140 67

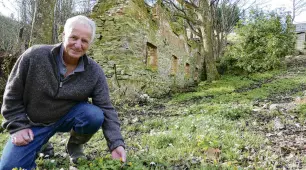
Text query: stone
90 0 202 101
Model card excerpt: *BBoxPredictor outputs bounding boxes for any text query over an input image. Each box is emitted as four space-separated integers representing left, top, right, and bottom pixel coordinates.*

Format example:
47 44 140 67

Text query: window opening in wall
146 42 158 69
171 55 178 75
194 67 199 81
185 63 190 77
196 52 201 64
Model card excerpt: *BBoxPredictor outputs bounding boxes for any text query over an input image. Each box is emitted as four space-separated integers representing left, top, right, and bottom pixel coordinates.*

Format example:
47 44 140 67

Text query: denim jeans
0 102 104 170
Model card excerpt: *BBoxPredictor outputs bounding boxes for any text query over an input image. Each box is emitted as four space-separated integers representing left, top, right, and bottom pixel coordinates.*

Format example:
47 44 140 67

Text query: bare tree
163 0 220 81
163 0 262 81
212 0 240 60
74 0 96 14
28 0 36 46
16 0 95 45
291 0 306 22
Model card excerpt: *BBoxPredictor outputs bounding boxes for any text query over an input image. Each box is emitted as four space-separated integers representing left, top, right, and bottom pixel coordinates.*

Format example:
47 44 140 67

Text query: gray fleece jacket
1 43 124 151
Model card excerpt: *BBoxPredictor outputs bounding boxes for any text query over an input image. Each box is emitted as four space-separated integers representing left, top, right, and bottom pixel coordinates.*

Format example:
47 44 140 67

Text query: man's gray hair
64 15 96 43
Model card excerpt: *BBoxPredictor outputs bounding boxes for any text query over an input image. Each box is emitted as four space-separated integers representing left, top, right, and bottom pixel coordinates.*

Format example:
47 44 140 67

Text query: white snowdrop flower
50 160 55 163
62 153 68 158
39 153 44 157
150 162 156 166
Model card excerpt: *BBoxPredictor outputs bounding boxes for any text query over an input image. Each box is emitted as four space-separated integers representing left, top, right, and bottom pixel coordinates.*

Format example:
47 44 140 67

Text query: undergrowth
4 68 306 169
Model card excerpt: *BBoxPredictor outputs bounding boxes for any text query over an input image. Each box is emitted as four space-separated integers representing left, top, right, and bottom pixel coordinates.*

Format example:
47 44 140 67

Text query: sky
1 0 306 23
0 0 17 18
260 0 306 23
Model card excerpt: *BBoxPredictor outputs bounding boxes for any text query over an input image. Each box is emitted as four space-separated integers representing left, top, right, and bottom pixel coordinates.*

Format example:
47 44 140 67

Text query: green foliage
139 113 264 168
171 75 255 103
172 69 306 107
221 9 296 73
294 104 306 122
297 104 306 113
8 68 306 169
91 1 118 16
219 105 252 120
77 157 144 170
36 157 61 170
169 16 185 36
148 134 176 149
247 70 280 81
0 15 20 51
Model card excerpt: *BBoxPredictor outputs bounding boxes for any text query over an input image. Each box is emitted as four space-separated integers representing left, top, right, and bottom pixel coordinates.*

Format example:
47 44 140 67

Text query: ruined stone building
89 0 203 100
295 23 306 53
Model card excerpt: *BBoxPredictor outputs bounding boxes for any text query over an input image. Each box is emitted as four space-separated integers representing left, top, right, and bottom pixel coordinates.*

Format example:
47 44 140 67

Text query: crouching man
0 15 126 169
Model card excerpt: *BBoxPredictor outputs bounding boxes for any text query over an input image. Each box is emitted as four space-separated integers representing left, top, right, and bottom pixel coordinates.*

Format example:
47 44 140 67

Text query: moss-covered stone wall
89 0 203 100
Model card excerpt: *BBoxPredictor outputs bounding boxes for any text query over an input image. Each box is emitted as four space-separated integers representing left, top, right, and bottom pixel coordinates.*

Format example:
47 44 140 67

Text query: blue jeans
0 102 104 170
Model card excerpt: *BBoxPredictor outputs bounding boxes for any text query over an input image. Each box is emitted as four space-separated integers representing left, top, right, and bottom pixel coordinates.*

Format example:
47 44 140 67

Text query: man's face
63 23 92 60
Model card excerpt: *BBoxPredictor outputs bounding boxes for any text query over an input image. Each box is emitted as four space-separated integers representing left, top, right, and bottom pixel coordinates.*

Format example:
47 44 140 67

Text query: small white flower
39 153 44 157
150 162 156 166
62 153 68 158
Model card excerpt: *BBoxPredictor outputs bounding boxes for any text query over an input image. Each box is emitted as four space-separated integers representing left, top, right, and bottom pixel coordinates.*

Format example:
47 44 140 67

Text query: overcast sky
0 0 305 23
262 0 306 23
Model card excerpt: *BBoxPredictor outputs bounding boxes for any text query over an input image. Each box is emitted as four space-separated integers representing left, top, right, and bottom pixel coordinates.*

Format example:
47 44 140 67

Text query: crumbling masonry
89 0 203 100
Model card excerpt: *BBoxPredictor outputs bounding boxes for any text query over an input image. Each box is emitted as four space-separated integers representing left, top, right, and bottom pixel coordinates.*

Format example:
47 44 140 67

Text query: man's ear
62 32 65 42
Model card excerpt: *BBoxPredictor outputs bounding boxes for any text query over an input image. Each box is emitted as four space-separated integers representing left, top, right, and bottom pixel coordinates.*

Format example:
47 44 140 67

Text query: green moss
187 39 199 49
248 70 281 81
172 69 306 104
124 0 159 32
91 1 118 16
169 17 185 36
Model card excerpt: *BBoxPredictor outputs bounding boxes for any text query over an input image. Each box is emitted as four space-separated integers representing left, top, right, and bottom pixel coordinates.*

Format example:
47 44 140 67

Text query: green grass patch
171 69 304 105
6 68 306 169
138 113 265 168
247 69 281 81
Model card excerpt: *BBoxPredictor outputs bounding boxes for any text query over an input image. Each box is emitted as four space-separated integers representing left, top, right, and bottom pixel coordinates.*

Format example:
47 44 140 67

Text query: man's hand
111 146 126 162
11 128 34 146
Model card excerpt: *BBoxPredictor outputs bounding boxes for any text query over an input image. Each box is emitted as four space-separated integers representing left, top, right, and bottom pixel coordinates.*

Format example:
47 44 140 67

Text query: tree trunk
29 0 37 47
32 0 57 44
52 0 59 44
201 0 220 82
292 0 296 22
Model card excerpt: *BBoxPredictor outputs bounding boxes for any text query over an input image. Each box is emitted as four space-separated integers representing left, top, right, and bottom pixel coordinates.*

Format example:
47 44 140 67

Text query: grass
2 68 306 169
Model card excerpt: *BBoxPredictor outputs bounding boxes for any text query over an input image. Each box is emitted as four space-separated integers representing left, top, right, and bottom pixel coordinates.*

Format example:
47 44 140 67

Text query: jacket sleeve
1 51 31 134
91 67 125 151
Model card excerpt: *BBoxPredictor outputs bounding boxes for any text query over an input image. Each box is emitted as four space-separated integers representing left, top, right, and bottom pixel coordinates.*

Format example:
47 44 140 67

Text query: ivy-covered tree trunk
201 0 220 82
32 0 57 45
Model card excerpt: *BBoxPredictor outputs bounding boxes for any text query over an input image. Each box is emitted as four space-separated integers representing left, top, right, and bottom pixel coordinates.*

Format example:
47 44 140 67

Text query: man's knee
83 104 104 125
75 104 104 133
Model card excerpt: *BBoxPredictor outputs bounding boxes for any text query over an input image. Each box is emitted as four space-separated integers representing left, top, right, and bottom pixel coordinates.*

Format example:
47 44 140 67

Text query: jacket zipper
52 50 62 97
58 76 73 88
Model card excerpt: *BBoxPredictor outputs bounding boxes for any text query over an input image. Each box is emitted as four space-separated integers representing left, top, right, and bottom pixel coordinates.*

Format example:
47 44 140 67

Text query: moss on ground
3 68 306 169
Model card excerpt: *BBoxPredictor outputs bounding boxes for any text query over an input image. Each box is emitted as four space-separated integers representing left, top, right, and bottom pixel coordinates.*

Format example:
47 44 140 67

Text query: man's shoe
67 130 93 164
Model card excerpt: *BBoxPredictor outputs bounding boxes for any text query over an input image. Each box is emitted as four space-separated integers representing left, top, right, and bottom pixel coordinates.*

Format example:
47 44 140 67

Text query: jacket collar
51 43 90 66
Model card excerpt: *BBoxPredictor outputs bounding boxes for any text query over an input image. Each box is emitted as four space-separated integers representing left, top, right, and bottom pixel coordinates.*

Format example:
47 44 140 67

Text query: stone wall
295 23 306 53
89 0 203 100
296 32 305 52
